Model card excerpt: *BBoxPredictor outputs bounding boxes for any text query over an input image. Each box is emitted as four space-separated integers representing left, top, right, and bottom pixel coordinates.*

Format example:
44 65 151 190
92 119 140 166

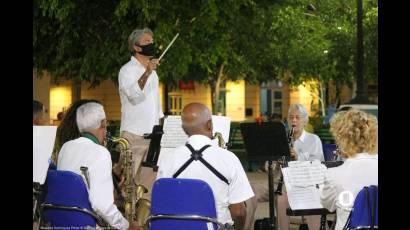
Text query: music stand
286 161 344 230
240 122 290 230
142 125 164 171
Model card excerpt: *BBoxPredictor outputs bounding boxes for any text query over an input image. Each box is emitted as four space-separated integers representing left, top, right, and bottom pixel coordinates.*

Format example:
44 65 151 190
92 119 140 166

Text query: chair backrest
322 143 337 161
41 170 97 228
345 185 378 230
149 178 220 230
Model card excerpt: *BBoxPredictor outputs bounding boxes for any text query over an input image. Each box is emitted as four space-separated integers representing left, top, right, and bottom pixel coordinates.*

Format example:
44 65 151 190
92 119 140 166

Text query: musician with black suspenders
157 103 254 230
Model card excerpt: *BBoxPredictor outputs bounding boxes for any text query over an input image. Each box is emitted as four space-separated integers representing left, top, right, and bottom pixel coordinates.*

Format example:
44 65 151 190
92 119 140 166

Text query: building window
272 91 283 116
260 81 284 118
168 92 182 115
217 89 227 115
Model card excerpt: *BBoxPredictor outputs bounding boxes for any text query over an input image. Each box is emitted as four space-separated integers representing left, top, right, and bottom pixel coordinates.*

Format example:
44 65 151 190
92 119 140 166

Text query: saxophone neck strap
82 132 100 145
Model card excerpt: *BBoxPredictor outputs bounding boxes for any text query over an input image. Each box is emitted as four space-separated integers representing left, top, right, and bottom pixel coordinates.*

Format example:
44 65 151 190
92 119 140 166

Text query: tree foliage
34 0 378 112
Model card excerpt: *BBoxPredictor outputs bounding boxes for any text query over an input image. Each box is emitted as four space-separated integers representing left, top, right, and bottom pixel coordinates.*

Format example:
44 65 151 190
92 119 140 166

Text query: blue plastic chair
344 185 378 229
322 143 337 161
147 178 225 230
40 170 106 228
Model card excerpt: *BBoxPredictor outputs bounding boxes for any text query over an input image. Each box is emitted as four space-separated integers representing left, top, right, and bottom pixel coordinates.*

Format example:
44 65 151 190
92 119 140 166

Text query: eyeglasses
288 115 302 120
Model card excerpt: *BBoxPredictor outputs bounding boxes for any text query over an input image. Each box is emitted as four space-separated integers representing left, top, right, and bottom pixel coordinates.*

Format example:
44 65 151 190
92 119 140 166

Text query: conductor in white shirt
157 103 255 229
57 102 139 230
118 27 164 200
246 104 324 229
321 109 378 230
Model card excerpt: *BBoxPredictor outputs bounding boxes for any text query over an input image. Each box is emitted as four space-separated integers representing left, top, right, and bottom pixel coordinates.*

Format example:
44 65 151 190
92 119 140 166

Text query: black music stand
240 122 290 230
142 125 164 171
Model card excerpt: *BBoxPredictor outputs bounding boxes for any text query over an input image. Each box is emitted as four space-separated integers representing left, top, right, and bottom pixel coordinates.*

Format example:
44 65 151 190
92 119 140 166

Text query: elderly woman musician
246 104 325 230
320 109 378 230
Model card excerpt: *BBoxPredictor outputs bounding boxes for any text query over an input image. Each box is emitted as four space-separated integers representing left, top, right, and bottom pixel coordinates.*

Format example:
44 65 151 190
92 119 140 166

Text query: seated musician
54 99 101 160
247 103 324 230
33 100 47 125
57 102 138 230
157 103 255 230
320 109 378 230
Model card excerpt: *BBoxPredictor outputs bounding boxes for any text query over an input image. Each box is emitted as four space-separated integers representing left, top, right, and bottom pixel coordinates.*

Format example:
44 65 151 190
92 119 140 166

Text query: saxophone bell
108 135 151 228
213 132 227 149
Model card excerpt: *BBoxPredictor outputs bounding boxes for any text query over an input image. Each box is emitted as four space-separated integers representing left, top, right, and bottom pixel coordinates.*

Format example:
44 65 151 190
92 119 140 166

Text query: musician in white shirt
246 104 324 230
57 102 139 230
118 28 164 200
157 103 254 229
321 109 378 230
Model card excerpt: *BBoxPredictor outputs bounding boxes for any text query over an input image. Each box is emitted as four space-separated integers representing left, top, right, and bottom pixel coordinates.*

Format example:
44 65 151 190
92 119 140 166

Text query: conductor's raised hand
146 58 159 72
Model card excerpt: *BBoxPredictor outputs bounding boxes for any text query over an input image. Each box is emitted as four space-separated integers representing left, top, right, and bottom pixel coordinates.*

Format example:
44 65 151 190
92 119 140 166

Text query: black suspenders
172 143 230 185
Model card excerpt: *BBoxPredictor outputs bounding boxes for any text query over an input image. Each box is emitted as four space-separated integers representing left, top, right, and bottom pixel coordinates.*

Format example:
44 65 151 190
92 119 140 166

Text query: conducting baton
158 33 179 61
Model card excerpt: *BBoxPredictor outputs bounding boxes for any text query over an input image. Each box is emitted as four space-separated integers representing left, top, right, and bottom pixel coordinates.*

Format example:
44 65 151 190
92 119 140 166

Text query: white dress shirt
118 56 164 136
294 130 324 162
157 135 255 225
320 153 378 230
57 137 129 230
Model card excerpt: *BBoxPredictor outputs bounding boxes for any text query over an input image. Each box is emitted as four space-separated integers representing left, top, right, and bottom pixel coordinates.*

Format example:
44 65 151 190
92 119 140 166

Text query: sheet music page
211 115 231 142
287 186 323 210
33 126 57 184
282 160 327 210
286 160 326 187
160 116 188 148
160 115 231 148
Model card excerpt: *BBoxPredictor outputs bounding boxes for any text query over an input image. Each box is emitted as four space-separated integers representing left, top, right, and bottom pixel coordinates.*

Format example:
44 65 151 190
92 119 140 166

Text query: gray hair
76 102 106 133
128 28 154 55
288 104 309 124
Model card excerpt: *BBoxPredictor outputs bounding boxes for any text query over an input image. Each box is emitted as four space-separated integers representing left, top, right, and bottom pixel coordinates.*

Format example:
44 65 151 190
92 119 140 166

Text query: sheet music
211 115 231 142
287 186 323 210
160 116 188 148
282 160 327 210
285 160 326 187
33 126 57 184
160 115 231 148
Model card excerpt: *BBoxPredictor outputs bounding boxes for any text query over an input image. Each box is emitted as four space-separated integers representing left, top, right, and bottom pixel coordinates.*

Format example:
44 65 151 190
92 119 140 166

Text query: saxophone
108 136 151 228
213 132 226 148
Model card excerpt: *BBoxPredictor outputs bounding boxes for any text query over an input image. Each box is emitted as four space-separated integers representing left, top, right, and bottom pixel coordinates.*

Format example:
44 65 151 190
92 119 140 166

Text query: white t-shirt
157 135 255 225
294 130 324 161
321 153 378 230
57 137 129 230
118 56 164 136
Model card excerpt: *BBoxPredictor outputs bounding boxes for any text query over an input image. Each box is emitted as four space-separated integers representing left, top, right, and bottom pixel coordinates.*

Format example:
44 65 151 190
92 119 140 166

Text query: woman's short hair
330 109 378 157
76 102 106 133
288 104 309 124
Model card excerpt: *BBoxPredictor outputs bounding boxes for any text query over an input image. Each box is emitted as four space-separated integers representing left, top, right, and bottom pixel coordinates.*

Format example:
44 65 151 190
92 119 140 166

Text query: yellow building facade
33 72 356 125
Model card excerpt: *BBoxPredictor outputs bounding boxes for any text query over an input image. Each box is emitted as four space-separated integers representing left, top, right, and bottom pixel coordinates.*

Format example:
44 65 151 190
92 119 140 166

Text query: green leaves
34 0 377 91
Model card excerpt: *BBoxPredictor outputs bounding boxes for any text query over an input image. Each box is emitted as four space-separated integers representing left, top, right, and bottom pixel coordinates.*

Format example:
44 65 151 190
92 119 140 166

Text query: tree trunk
72 79 81 102
319 81 326 117
211 63 225 114
335 81 341 108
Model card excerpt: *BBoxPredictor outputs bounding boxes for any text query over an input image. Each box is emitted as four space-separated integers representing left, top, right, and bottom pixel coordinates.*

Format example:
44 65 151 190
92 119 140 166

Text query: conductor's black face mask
137 43 155 57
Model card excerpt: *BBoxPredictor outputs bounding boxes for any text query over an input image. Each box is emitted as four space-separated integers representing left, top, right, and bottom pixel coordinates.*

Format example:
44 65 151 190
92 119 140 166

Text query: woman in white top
321 109 378 230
